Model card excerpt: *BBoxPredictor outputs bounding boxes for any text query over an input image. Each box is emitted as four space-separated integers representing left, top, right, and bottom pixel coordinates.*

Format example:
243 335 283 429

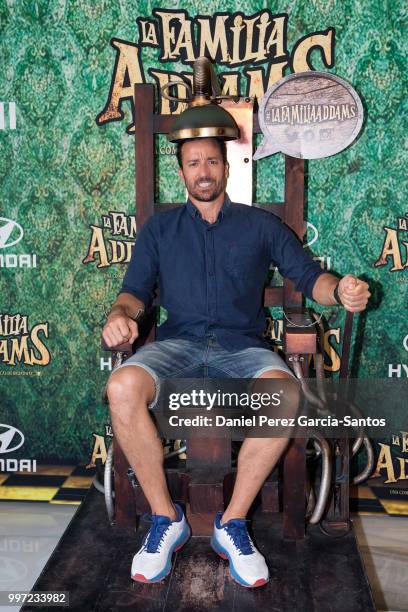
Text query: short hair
176 138 228 168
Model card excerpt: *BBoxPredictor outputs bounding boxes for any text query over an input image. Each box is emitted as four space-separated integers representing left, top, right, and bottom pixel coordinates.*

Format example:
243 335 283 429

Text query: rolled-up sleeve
119 216 159 306
268 216 325 300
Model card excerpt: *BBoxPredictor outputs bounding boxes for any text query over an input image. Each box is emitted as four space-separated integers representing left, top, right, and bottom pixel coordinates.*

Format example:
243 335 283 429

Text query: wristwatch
333 282 343 305
134 308 145 321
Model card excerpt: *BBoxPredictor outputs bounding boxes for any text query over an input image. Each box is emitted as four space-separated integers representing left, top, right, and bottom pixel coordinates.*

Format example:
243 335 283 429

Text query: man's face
178 138 229 203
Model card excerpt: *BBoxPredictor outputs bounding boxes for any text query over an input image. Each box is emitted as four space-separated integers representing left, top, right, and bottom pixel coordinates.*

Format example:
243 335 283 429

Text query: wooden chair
108 83 350 539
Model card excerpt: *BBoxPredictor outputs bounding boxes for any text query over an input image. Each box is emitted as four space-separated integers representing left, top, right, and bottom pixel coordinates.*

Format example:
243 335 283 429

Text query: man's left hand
337 274 370 312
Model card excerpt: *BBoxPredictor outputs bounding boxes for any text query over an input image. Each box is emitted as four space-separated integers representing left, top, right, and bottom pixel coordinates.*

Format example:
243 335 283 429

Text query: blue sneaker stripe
210 536 253 587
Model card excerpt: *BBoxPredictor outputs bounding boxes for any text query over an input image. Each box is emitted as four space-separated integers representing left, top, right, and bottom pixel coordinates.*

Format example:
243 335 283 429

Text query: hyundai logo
404 335 408 353
0 218 24 248
304 222 318 248
0 424 24 454
0 556 28 584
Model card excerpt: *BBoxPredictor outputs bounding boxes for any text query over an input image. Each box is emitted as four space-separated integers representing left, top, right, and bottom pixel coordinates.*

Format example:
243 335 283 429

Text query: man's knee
107 366 156 411
258 369 293 381
256 370 300 415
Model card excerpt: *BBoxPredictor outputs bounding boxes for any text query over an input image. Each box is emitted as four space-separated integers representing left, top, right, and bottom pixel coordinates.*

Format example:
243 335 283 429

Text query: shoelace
141 514 172 553
223 519 254 555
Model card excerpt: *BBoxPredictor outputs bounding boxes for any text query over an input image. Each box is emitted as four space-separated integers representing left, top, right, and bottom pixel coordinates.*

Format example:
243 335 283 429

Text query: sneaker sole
210 536 269 588
131 527 191 584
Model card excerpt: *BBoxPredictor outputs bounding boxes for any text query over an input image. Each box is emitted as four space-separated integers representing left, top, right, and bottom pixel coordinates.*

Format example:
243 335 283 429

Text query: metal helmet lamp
162 57 240 143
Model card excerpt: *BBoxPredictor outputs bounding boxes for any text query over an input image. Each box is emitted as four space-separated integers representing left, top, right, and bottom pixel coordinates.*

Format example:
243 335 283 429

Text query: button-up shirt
120 196 324 350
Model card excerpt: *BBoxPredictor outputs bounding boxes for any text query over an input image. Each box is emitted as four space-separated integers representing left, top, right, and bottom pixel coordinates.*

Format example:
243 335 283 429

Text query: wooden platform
22 486 375 612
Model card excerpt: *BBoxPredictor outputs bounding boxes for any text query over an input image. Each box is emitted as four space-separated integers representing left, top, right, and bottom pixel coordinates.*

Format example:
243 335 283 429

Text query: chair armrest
101 338 134 353
283 308 317 355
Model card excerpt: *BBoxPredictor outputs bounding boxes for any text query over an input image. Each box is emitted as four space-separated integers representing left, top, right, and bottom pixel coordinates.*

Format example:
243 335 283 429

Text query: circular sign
254 71 364 160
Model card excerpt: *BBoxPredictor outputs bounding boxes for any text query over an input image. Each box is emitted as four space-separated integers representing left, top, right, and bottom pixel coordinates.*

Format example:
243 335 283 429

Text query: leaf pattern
0 0 406 459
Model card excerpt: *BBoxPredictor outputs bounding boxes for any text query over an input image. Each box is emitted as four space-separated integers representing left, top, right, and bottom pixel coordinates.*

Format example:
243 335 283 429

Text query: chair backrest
134 83 305 310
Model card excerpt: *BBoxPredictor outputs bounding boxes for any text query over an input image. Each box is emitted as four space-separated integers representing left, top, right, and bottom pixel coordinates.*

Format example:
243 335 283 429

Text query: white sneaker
211 512 269 588
131 504 190 583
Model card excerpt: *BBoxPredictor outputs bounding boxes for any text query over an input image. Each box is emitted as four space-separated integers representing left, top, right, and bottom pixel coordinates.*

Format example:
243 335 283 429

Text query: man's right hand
102 311 139 348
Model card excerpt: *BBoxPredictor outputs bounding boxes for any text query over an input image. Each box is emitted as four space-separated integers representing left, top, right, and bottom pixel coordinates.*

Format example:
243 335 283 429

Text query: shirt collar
186 193 231 220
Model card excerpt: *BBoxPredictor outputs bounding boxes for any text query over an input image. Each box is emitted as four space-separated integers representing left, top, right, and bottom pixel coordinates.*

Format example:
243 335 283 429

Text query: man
103 137 370 588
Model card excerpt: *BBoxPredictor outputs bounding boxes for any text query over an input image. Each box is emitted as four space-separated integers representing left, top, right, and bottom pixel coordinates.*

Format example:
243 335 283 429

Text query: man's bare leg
221 371 296 523
107 366 177 521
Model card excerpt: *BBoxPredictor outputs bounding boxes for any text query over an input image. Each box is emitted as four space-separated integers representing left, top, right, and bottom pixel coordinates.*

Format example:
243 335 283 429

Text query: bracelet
333 282 343 305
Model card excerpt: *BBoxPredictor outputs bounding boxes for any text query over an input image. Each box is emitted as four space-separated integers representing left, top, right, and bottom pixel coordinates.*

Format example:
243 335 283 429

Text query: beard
186 176 226 202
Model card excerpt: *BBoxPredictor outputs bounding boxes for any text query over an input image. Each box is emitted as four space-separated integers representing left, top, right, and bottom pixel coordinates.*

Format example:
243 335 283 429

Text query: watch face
254 71 364 161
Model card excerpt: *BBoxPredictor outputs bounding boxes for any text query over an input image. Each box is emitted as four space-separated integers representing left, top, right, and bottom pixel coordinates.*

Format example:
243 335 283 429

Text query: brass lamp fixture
162 57 240 143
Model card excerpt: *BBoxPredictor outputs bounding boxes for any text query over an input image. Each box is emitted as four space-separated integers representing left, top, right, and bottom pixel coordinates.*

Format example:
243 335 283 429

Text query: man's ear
178 167 185 181
225 162 230 179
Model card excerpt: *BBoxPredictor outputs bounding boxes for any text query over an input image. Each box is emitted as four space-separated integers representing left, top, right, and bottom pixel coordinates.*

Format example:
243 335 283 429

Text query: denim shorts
113 334 294 408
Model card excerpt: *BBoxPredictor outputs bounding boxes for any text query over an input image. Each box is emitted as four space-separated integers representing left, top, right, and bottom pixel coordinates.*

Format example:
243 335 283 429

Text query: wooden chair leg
261 470 280 513
283 438 306 539
113 441 136 527
321 438 350 534
187 437 231 535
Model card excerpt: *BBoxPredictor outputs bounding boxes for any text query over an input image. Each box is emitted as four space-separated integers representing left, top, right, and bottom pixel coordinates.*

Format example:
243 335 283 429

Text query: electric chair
103 60 369 542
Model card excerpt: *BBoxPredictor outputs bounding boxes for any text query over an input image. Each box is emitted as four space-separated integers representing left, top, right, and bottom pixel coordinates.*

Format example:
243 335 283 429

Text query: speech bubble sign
254 71 364 161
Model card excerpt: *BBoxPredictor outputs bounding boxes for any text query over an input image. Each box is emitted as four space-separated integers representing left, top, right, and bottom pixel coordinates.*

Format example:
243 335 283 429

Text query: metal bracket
287 355 305 362
126 468 137 490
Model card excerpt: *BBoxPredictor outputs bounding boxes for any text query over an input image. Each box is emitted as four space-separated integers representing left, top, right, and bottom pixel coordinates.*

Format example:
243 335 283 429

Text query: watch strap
333 282 343 305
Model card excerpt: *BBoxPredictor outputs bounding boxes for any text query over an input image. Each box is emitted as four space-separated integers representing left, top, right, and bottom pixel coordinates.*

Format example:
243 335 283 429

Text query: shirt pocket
224 242 258 280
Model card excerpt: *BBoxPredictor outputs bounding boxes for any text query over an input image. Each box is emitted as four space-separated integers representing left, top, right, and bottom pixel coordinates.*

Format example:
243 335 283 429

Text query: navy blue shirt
120 196 324 350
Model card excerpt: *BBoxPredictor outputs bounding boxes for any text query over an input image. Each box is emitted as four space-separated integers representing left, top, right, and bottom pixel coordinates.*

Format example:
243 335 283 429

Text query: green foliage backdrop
0 0 406 462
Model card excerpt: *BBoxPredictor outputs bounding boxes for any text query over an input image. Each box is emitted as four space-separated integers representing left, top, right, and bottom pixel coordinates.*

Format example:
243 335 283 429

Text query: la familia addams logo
264 316 341 373
374 213 408 274
374 431 408 484
83 211 136 268
0 314 51 367
86 423 186 467
96 9 335 132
